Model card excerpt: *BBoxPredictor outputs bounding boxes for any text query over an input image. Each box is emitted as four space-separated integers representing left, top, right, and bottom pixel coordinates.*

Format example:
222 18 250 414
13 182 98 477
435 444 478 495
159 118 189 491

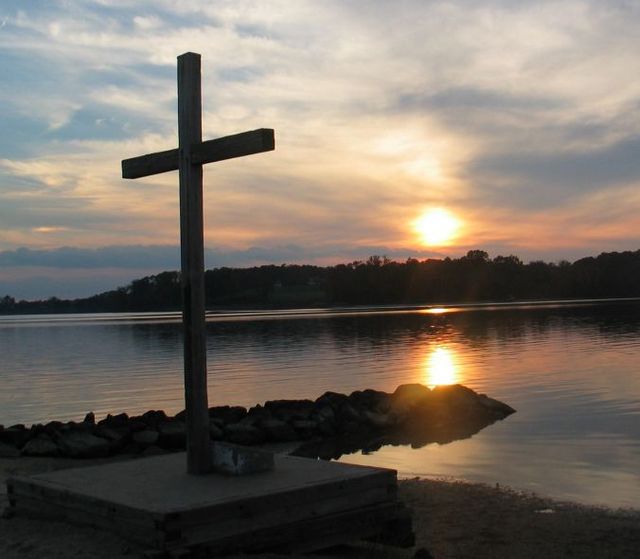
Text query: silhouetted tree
3 249 640 314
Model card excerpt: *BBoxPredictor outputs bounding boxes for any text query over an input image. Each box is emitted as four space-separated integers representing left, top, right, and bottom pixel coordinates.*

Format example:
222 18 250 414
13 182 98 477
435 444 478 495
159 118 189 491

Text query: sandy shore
1 456 639 559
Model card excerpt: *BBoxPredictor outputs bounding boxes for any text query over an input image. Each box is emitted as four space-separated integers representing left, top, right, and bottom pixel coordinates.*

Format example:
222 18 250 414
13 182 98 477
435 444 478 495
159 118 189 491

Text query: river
1 299 639 507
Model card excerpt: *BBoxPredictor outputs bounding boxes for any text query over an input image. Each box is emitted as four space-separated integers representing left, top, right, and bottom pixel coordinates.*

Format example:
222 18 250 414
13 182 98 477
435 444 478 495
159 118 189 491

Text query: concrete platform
6 451 413 556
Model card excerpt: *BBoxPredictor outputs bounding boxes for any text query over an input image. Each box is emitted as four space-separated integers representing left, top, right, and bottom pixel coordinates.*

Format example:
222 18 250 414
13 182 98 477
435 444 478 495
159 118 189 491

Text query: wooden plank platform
6 451 413 555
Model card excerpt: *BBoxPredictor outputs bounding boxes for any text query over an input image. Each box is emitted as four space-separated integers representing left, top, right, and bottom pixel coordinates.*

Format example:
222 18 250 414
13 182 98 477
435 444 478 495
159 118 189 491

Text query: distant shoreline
4 249 640 314
2 295 640 317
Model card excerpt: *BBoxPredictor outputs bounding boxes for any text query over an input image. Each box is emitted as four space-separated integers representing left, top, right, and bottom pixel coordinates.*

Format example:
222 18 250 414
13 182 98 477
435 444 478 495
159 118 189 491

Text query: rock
478 394 516 417
127 419 149 433
391 383 432 410
0 441 20 457
140 410 168 429
57 431 110 458
97 412 129 427
362 410 395 429
208 406 247 425
264 399 315 422
309 409 337 436
0 425 31 449
157 421 186 449
432 383 478 406
260 419 298 442
315 419 336 437
349 389 390 412
336 403 362 424
210 417 224 429
246 405 273 422
132 430 159 446
43 421 65 438
209 421 224 440
343 420 367 435
315 406 336 422
224 423 266 445
315 391 349 410
94 425 130 451
22 435 58 457
292 419 318 439
4 383 515 464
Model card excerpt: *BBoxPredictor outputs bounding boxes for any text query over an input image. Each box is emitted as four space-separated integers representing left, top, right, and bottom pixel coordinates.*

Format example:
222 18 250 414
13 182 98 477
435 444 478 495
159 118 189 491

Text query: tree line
2 249 639 314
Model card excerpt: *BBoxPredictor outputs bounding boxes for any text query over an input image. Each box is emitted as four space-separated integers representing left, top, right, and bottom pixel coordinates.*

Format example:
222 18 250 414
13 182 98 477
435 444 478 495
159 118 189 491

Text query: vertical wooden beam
177 52 212 475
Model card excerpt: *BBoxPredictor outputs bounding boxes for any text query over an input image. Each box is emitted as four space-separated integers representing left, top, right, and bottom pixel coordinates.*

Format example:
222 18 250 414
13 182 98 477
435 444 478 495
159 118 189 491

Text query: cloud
0 0 639 276
469 134 640 210
0 243 444 271
0 245 180 269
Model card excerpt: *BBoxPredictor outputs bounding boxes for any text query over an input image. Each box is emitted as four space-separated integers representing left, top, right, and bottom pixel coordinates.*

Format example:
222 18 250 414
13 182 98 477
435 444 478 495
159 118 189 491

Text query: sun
413 208 460 246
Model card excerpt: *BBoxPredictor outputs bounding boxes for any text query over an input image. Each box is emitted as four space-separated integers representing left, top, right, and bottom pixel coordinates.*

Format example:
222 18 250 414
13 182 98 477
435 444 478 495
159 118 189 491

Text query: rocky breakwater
0 384 515 460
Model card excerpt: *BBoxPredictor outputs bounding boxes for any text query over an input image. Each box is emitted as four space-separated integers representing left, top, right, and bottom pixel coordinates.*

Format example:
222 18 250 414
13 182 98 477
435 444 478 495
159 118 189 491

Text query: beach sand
1 456 639 559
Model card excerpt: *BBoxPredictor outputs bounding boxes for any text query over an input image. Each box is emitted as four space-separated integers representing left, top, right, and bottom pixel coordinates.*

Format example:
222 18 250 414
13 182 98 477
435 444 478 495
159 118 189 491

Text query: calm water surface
1 301 639 508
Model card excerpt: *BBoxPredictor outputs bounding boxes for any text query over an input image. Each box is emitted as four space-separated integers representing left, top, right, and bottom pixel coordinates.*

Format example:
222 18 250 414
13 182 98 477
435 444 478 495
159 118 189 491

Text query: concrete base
6 451 413 556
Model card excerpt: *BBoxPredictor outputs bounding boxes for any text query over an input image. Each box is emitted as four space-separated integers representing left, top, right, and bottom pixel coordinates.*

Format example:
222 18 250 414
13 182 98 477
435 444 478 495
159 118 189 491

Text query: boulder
349 389 390 413
315 406 336 422
261 419 298 442
208 406 247 425
478 394 516 418
22 435 58 457
0 441 20 458
224 423 266 445
336 403 362 424
83 412 95 425
97 412 129 427
292 419 318 439
94 425 130 451
246 405 273 422
0 425 31 449
43 421 65 438
128 419 151 433
362 410 395 430
209 421 224 440
139 410 168 429
157 421 186 449
57 431 110 458
314 418 337 437
315 391 349 410
264 399 315 422
391 383 432 411
132 430 160 446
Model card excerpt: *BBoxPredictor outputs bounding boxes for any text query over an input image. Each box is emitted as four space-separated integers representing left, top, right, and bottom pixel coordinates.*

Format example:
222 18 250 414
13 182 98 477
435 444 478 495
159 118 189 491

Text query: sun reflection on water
425 346 458 387
423 307 448 315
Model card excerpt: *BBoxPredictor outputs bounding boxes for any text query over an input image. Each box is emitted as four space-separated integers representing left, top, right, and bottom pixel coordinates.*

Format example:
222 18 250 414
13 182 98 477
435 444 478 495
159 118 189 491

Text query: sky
1 1 640 299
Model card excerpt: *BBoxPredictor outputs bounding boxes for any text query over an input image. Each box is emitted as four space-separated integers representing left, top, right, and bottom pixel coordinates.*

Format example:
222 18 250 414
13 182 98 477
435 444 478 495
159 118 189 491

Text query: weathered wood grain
120 52 275 476
177 52 212 475
121 129 274 179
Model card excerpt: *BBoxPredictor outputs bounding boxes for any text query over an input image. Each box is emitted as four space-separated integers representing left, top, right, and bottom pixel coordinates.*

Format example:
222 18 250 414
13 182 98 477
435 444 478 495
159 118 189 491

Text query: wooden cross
121 52 275 475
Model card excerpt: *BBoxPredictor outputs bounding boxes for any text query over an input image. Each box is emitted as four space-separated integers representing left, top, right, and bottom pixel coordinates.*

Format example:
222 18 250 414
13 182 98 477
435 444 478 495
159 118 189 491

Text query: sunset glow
413 209 461 246
1 2 640 299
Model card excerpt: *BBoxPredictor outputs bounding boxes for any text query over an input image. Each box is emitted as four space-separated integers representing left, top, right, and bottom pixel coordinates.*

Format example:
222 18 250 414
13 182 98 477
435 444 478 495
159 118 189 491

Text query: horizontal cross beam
121 128 275 179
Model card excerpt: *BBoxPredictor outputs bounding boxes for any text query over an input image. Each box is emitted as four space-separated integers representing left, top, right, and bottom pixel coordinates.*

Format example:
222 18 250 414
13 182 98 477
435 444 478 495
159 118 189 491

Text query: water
1 300 639 508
